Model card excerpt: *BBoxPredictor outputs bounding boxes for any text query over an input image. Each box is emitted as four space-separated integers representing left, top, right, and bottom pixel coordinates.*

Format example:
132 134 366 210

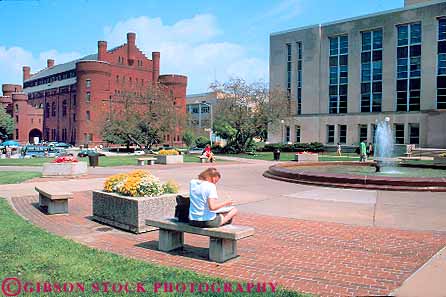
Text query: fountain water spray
374 117 395 170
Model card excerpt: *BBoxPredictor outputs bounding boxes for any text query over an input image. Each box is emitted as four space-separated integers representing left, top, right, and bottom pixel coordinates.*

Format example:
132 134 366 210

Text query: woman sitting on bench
189 167 237 228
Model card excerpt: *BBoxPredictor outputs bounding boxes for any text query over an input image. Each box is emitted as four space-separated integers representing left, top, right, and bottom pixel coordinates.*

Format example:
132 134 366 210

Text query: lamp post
199 101 213 146
280 119 285 144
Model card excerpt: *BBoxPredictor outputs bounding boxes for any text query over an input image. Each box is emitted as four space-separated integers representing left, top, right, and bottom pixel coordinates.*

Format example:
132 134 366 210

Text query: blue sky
0 0 403 94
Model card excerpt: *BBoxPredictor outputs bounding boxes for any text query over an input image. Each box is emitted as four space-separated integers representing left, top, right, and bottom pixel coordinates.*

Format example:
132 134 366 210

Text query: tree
101 83 185 150
210 78 288 153
0 108 15 140
182 129 196 147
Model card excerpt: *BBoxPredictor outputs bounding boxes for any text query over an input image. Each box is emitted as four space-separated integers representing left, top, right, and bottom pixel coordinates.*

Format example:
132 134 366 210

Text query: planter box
294 154 318 162
92 191 178 233
434 156 446 164
156 154 183 164
42 161 88 177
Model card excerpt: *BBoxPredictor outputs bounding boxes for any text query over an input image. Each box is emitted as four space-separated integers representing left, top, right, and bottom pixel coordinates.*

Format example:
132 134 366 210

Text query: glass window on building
327 125 335 144
361 29 383 112
201 106 210 113
295 125 301 143
396 23 421 112
296 42 303 115
359 125 368 142
437 18 446 109
15 129 19 140
51 102 56 117
339 125 347 144
329 35 348 114
86 79 91 88
86 111 90 121
62 100 67 116
285 126 290 143
409 123 419 145
286 43 292 98
86 92 91 102
394 124 405 144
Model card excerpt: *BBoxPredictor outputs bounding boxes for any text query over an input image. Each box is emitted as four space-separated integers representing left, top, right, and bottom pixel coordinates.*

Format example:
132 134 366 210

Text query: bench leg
39 194 50 210
159 229 184 251
209 237 237 263
47 199 68 214
148 160 155 165
137 160 145 166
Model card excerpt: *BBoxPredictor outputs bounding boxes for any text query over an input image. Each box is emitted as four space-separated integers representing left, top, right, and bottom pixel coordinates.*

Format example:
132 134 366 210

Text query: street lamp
280 120 285 144
199 101 213 146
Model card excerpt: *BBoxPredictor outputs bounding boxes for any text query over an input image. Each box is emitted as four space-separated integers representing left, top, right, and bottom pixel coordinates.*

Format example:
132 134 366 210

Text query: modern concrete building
269 0 446 148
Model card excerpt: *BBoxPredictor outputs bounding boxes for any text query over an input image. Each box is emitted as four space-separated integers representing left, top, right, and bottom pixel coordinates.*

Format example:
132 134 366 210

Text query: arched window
51 102 56 117
62 100 67 116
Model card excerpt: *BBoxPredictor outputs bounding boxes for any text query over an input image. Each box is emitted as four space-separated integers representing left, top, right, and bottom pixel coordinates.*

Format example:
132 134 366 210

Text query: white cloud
104 14 267 93
0 46 80 85
262 0 302 21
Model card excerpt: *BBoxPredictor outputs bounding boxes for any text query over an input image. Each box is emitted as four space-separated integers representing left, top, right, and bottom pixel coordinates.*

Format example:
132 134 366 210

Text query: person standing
360 140 367 162
336 143 342 157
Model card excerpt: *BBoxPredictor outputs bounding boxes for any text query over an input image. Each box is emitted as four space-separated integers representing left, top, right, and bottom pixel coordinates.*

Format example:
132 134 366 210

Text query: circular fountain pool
263 162 446 191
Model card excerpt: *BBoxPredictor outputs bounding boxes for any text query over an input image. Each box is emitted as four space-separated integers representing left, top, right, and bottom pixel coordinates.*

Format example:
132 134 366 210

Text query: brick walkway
11 192 446 297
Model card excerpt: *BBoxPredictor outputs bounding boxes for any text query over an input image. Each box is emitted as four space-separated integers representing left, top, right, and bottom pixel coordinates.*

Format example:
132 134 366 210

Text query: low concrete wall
92 191 179 233
156 155 183 164
42 162 88 177
294 154 319 162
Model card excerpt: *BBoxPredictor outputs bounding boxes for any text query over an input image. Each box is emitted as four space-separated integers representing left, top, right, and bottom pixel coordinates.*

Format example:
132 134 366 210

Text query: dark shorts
189 215 222 228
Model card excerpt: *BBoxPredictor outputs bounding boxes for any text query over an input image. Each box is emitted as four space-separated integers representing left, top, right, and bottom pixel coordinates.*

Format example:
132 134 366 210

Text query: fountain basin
264 162 446 191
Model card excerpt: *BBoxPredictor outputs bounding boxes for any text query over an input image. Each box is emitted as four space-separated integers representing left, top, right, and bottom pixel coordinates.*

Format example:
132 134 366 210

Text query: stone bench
199 156 209 163
136 157 156 166
146 218 254 263
35 186 73 215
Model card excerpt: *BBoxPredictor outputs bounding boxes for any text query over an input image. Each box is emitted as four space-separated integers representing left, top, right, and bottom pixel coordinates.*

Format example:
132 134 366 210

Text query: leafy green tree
195 135 210 148
101 83 184 150
182 129 196 147
0 108 15 140
210 78 288 153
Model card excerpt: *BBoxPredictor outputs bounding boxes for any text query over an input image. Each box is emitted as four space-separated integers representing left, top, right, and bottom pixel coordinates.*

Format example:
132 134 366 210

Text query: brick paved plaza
1 158 446 297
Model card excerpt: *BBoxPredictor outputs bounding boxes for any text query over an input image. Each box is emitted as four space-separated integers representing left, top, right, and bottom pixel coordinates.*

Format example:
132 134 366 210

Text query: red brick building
1 32 187 146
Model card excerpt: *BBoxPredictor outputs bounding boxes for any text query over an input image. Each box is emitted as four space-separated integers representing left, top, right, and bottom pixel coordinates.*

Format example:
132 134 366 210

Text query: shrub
259 142 324 153
158 149 179 155
103 170 178 197
195 136 210 148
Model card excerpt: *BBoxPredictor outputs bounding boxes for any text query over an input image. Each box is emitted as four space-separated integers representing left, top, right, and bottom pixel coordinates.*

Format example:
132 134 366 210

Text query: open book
215 206 234 213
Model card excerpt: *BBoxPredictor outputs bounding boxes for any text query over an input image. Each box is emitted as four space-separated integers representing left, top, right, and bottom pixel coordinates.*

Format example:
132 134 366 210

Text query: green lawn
0 154 205 167
0 198 304 296
220 151 362 162
0 171 41 184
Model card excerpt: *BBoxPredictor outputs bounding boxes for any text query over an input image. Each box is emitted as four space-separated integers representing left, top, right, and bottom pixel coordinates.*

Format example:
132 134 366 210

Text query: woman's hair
198 167 221 181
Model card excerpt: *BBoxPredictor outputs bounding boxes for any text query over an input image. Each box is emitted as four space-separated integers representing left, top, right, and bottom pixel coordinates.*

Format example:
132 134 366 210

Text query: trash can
273 149 281 161
88 153 99 167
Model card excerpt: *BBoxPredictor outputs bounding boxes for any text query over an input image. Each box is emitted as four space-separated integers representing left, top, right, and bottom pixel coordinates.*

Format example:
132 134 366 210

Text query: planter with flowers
294 151 319 162
434 153 446 164
156 149 183 164
42 156 87 177
92 170 181 233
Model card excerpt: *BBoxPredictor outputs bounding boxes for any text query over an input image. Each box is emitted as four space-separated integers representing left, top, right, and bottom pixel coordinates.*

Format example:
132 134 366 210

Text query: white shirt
189 179 218 221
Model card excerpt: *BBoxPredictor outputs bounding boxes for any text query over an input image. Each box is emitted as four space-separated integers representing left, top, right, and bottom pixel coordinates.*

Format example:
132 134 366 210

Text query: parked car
77 149 106 157
22 145 65 158
188 147 204 154
54 142 73 148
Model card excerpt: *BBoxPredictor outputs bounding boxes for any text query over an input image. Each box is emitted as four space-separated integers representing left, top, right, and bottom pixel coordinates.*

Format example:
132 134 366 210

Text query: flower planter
294 153 319 162
434 156 446 164
156 154 183 164
92 190 179 233
42 161 88 177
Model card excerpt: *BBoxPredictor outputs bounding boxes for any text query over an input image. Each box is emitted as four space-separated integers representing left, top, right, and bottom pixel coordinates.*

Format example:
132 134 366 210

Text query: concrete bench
136 157 156 166
146 218 254 263
35 186 73 214
199 156 209 163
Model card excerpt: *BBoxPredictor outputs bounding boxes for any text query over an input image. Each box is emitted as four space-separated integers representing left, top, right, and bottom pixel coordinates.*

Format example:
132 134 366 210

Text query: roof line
270 0 445 36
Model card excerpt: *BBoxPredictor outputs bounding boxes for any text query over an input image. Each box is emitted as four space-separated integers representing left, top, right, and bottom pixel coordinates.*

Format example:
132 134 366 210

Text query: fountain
263 116 446 191
374 117 395 172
